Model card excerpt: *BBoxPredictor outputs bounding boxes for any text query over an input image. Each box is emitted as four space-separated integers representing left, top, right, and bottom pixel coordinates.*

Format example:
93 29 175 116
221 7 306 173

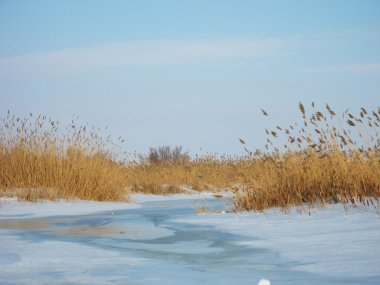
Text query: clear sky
1 0 379 156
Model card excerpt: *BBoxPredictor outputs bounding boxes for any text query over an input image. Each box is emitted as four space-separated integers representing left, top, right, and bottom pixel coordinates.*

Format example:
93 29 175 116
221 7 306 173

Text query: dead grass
0 113 127 201
1 103 379 211
233 103 380 211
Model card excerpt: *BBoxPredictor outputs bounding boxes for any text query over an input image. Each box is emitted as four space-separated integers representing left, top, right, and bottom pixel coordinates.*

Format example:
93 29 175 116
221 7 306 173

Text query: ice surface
174 204 380 279
1 193 379 285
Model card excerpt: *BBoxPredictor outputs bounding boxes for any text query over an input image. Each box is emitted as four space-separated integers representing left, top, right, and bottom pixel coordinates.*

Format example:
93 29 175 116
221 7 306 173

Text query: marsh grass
122 103 380 211
0 112 127 201
233 103 380 211
1 103 379 211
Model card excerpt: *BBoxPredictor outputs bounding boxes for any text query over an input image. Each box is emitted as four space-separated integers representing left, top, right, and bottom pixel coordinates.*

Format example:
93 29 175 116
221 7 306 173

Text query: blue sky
1 0 379 156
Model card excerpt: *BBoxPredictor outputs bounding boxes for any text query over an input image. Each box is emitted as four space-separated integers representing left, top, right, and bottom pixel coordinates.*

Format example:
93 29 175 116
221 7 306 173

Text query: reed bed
0 112 127 201
1 103 379 211
233 103 380 211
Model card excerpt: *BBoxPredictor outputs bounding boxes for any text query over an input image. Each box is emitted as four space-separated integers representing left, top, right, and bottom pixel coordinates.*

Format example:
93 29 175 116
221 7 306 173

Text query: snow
130 190 231 203
174 203 380 279
0 191 222 219
0 193 380 284
257 279 271 285
0 198 140 219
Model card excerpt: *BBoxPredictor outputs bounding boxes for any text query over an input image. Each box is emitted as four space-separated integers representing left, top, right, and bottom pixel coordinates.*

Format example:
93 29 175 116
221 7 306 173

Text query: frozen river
1 193 379 285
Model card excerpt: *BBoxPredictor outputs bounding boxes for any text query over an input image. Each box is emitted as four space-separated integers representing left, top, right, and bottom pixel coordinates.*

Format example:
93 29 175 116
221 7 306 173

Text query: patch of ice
0 231 147 285
95 239 223 255
173 204 380 278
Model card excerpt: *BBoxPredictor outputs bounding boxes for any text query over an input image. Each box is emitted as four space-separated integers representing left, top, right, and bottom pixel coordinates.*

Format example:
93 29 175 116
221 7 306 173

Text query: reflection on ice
0 212 174 241
0 219 52 230
56 222 173 240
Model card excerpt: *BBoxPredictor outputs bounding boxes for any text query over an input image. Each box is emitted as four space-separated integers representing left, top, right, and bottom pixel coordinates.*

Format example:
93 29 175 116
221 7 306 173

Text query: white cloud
301 63 380 75
0 38 298 76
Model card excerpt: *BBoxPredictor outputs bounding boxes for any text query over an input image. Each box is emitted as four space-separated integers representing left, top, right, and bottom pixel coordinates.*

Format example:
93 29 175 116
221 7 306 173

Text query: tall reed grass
233 103 380 211
0 112 127 201
122 103 380 211
1 103 379 211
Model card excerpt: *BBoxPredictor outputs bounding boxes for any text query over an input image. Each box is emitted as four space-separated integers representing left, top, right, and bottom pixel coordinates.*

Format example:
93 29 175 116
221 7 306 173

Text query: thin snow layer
174 204 380 278
130 191 228 203
0 198 140 219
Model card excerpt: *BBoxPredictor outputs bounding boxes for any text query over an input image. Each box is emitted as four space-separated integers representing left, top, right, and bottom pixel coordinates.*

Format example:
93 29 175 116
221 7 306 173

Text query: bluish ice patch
0 252 22 265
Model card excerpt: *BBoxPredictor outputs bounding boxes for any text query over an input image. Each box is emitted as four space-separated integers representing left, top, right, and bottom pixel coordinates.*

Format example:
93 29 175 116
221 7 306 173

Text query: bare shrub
147 145 189 164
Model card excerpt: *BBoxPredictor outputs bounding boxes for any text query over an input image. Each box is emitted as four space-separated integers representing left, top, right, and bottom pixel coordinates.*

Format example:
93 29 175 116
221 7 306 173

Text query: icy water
0 196 379 285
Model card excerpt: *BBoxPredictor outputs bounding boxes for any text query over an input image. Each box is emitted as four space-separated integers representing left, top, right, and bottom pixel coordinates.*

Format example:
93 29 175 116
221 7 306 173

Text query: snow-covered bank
0 191 223 219
0 198 140 219
130 190 227 203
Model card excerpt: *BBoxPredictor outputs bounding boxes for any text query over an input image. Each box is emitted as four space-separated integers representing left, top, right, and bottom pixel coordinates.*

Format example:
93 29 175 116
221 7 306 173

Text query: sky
1 0 379 156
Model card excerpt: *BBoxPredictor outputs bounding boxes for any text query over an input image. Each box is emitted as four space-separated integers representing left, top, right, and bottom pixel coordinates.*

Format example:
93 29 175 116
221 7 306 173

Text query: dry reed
1 103 379 211
0 112 127 201
233 103 380 211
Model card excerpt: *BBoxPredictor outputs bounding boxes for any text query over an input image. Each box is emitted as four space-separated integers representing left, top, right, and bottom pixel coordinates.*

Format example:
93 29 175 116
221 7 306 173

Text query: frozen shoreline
0 191 222 219
0 197 140 219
